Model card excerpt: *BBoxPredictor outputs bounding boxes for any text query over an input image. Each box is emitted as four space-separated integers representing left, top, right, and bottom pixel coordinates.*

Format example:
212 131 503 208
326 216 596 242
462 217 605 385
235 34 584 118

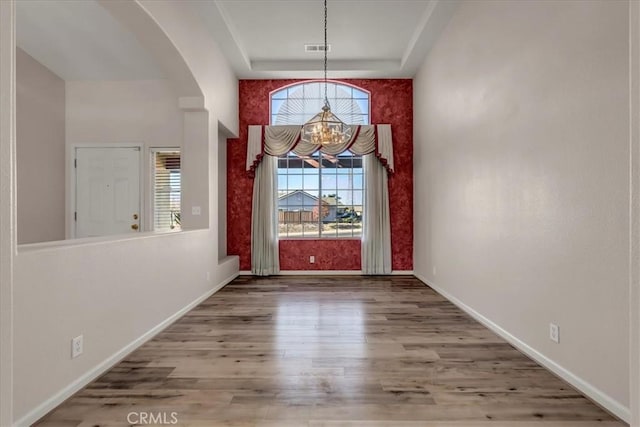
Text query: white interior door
75 147 141 238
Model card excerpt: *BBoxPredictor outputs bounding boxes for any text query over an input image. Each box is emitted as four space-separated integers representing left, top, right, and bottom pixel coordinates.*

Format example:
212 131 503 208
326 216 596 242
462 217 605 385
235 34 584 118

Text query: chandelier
301 0 352 146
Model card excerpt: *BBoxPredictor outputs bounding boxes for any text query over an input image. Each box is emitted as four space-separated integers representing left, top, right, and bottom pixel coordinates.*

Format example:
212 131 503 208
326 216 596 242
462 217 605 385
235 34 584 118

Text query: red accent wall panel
280 239 361 271
227 79 413 271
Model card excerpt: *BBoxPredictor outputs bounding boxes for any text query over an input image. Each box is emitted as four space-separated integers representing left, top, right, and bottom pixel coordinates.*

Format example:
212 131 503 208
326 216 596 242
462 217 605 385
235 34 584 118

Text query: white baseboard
413 272 631 424
239 270 414 276
14 271 239 427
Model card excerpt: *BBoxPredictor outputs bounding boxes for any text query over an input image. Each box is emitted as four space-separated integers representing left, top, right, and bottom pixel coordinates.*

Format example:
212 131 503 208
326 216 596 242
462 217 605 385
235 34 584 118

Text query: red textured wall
280 239 361 270
227 79 413 271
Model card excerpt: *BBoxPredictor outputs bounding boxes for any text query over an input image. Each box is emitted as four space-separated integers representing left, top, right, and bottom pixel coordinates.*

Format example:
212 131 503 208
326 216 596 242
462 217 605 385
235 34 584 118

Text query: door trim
67 143 144 240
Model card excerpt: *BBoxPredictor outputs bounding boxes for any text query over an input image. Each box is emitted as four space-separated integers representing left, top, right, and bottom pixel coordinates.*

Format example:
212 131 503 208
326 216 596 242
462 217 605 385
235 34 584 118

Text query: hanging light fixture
301 0 352 146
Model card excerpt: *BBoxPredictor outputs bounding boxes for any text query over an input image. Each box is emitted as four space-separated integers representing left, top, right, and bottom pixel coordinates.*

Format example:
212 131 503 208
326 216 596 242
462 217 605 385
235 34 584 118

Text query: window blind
153 151 181 231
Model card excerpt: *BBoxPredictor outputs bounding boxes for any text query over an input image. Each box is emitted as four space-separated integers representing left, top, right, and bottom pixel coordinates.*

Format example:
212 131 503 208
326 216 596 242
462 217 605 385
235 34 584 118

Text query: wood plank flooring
35 276 627 426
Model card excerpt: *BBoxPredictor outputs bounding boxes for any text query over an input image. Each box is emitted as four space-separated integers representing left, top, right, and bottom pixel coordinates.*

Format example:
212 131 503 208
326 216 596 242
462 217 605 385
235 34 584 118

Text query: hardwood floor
35 276 626 426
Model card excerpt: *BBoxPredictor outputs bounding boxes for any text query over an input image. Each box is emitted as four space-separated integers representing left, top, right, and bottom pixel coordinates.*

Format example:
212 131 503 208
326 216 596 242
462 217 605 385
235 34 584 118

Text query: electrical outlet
192 206 201 216
310 255 315 264
71 335 83 358
549 323 560 343
433 266 437 276
206 271 211 282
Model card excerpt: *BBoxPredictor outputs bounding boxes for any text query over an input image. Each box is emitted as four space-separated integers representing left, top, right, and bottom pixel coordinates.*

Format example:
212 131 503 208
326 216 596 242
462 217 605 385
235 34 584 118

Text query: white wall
13 231 215 419
10 0 240 424
16 48 65 244
66 80 182 149
414 0 630 420
630 1 640 424
0 1 16 425
180 111 209 230
65 79 183 233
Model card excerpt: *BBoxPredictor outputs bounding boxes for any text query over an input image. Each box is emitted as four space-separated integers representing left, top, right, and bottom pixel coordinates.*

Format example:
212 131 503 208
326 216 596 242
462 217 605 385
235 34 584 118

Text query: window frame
271 81 369 240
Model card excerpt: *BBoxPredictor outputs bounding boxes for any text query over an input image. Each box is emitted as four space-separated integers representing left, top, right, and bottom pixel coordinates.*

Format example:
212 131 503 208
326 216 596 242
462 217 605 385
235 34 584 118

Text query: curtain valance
246 124 394 177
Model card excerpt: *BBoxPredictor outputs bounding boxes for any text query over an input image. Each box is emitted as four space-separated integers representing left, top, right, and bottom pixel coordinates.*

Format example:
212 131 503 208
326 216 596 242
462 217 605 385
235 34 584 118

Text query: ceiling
188 0 459 78
16 0 164 81
15 0 458 81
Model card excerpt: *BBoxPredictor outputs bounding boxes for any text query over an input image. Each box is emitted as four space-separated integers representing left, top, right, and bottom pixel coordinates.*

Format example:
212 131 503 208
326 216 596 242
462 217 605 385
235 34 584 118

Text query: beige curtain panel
250 155 280 276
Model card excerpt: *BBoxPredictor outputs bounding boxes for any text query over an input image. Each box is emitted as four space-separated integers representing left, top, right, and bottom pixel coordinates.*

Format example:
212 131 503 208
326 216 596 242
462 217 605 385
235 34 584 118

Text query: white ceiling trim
214 0 251 70
251 59 401 72
401 0 439 68
399 0 461 77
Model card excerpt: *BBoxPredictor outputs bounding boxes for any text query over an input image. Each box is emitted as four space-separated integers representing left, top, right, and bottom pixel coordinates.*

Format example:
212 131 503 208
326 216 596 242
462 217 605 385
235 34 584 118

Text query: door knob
131 224 139 230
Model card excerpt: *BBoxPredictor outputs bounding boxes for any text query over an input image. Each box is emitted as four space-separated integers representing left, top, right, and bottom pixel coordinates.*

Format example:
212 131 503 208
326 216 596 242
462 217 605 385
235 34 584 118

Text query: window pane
303 175 319 191
288 86 305 98
337 175 351 190
321 174 336 190
336 85 352 99
307 83 322 99
353 88 368 99
303 222 320 238
355 99 369 116
303 158 319 173
271 89 287 99
278 221 287 237
322 221 338 238
353 190 363 206
278 174 287 190
279 222 288 238
304 99 323 116
337 190 352 204
271 99 285 115
337 155 352 167
288 175 303 189
352 174 363 189
277 193 288 208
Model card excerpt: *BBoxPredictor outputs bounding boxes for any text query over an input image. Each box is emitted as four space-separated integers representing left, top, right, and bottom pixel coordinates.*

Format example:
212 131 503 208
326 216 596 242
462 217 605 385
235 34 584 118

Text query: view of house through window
152 149 181 231
277 152 363 238
271 81 369 238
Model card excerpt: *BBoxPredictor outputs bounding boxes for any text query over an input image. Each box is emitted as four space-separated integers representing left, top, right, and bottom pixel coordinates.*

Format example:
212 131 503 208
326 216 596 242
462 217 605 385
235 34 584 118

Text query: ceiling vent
305 44 331 53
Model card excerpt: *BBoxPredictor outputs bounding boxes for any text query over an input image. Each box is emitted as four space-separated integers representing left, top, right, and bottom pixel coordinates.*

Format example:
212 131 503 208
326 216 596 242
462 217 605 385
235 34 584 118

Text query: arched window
271 81 370 239
271 81 370 125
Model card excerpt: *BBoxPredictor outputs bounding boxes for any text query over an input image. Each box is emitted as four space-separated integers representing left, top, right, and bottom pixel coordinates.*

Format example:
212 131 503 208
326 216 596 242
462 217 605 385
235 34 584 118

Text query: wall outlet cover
549 323 560 343
71 335 83 358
